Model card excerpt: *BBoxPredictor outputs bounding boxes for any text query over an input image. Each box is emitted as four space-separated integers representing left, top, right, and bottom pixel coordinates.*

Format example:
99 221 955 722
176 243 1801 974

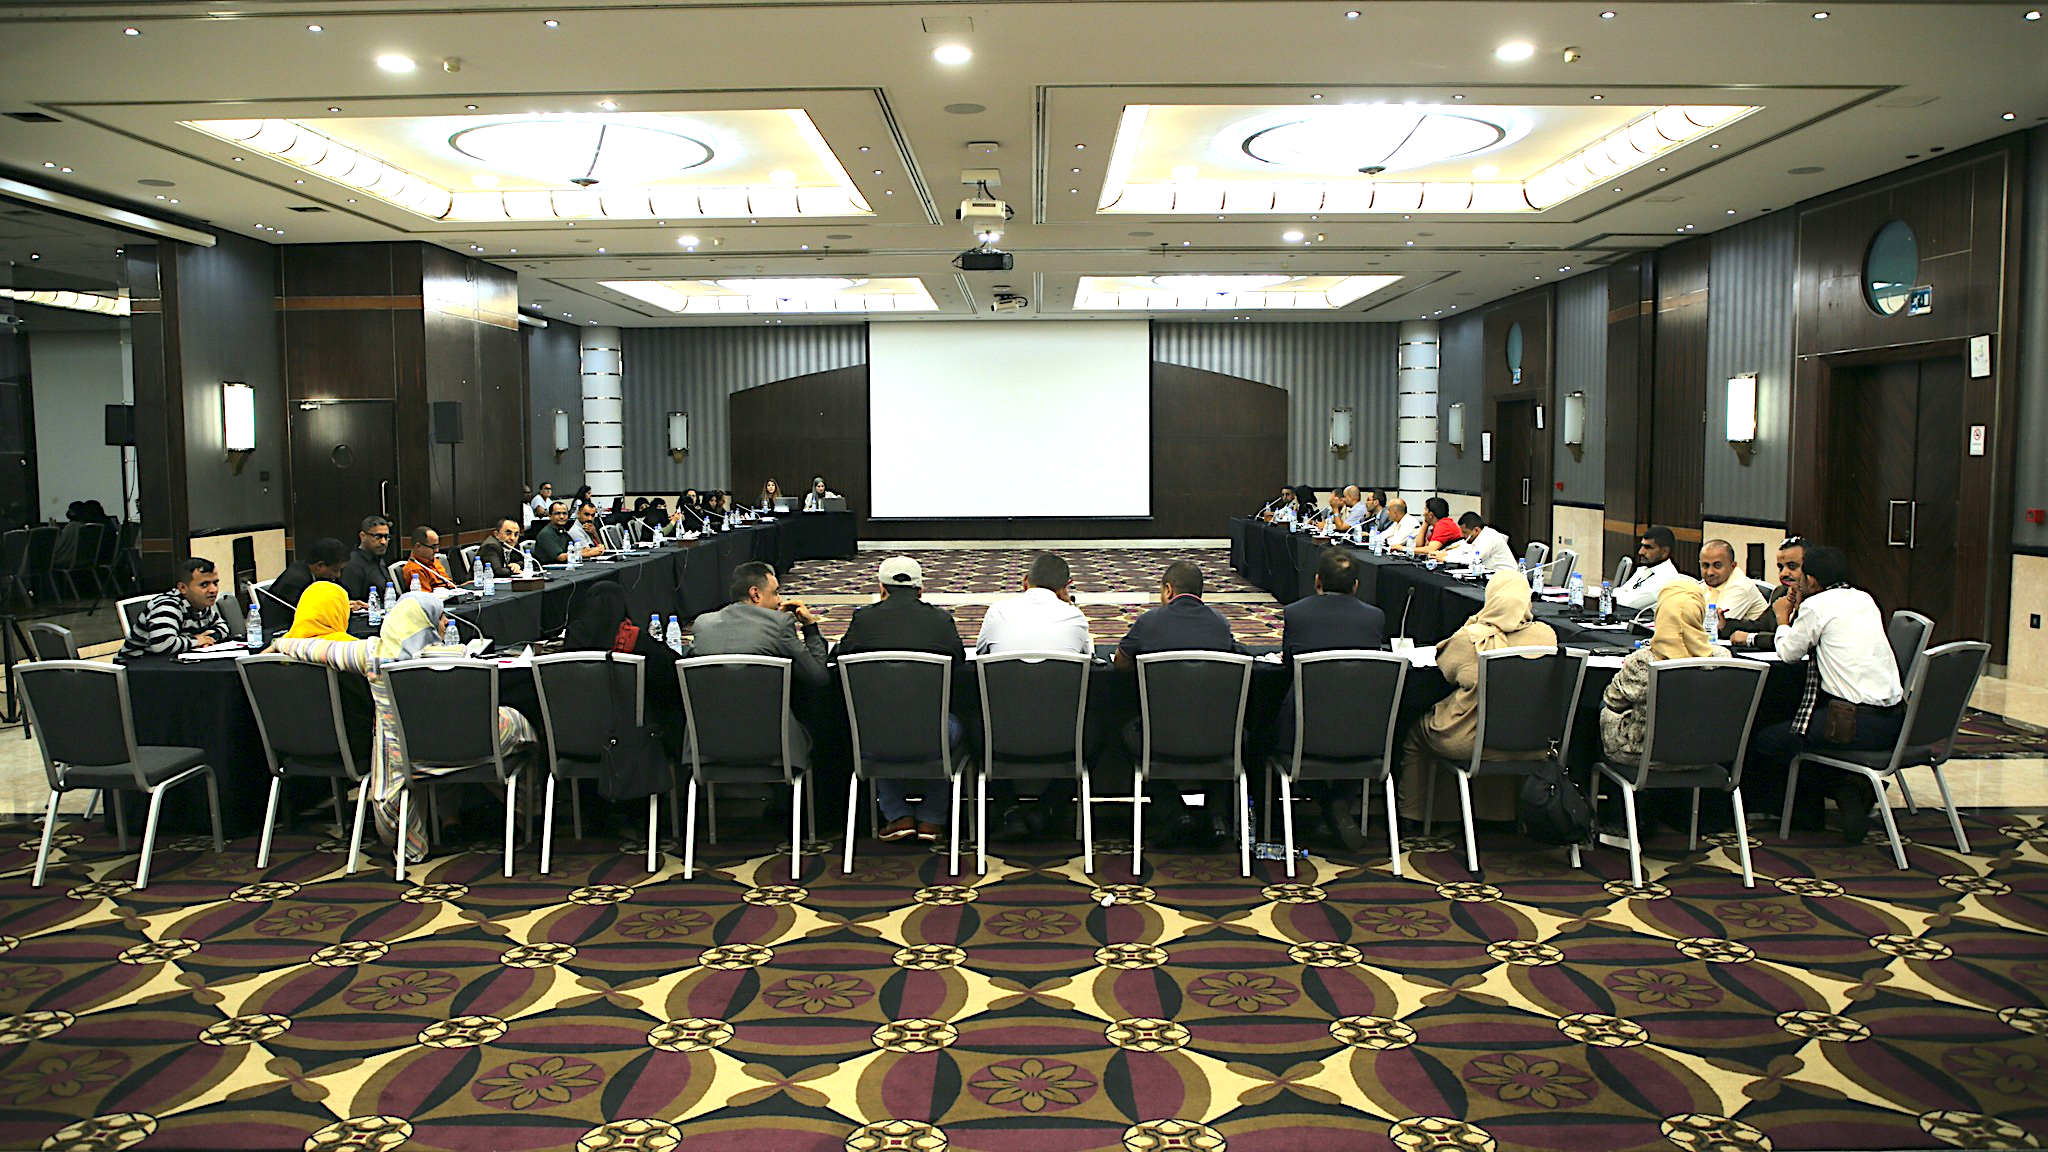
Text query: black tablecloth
767 511 858 566
120 658 272 837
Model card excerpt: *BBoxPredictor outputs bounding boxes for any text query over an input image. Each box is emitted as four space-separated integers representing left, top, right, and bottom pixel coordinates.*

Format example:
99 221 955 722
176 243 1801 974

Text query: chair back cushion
1138 654 1250 763
384 661 500 767
841 654 953 762
1643 660 1766 769
26 624 78 661
533 654 644 760
1906 642 1989 753
1477 648 1583 754
240 658 347 763
1296 652 1403 762
679 657 792 767
18 664 132 769
1887 611 1933 680
978 653 1088 761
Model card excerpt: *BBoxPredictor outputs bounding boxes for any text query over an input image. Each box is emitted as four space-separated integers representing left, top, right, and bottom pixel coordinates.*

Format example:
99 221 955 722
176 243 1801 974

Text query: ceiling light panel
601 276 937 314
0 287 131 316
1072 273 1401 311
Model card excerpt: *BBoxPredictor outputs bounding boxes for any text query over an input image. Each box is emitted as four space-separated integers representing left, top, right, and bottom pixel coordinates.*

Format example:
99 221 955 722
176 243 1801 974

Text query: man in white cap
834 555 968 843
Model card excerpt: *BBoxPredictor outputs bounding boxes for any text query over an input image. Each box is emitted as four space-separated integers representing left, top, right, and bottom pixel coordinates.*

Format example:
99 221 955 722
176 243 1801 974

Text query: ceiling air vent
286 205 327 213
5 112 60 123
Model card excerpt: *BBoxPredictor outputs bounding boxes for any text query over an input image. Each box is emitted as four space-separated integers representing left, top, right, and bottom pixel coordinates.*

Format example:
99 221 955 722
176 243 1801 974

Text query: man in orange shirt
401 525 458 592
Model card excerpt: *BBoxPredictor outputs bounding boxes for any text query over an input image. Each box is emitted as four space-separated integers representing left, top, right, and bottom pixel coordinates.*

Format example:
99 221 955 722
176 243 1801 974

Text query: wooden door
1491 399 1537 551
290 399 398 549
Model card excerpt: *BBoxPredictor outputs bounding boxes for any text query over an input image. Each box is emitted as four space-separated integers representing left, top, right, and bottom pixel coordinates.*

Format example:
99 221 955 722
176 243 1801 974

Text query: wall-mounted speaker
432 401 464 445
104 404 136 447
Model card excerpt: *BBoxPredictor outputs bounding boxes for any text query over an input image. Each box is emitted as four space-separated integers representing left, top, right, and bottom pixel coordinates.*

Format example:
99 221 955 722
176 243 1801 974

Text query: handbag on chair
595 652 673 802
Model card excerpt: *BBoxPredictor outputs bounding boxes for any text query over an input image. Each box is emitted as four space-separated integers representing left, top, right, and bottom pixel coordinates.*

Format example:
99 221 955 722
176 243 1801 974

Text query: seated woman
758 478 783 509
272 589 535 864
1599 580 1724 764
1396 570 1558 824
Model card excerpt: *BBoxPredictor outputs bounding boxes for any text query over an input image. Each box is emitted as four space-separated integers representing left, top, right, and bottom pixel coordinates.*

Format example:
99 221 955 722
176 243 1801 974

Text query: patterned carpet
800 603 1286 648
5 807 2048 1152
780 549 1260 598
1952 712 2048 761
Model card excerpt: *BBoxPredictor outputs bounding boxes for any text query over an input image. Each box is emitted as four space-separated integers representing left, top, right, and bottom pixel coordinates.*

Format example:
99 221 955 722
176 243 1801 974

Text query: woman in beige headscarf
1599 579 1724 763
1398 570 1559 821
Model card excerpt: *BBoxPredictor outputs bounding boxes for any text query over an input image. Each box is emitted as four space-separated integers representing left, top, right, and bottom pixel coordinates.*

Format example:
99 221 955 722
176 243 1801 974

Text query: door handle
1521 478 1531 505
380 480 391 517
1887 499 1910 547
1907 501 1918 549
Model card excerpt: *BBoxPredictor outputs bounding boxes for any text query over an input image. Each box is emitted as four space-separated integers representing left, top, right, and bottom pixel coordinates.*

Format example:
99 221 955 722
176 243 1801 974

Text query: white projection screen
868 321 1151 519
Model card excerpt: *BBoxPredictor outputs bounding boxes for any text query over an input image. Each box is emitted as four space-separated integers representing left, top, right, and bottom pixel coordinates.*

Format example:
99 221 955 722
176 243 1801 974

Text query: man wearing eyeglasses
1727 537 1807 645
340 515 394 602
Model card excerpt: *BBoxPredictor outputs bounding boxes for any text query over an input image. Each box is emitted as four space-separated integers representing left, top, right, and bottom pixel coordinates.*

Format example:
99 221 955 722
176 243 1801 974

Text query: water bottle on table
1599 580 1614 621
665 615 684 654
1705 602 1721 642
247 598 263 648
367 586 383 625
442 617 459 647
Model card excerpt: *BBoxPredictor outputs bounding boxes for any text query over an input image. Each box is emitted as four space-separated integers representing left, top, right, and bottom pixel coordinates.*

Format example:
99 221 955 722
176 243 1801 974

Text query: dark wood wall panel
1148 364 1287 539
730 366 871 535
1602 256 1657 576
1650 239 1711 573
1480 286 1556 551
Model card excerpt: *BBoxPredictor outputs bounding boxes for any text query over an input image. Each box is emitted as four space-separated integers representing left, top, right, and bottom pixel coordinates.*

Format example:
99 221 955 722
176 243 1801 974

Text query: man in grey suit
689 561 828 686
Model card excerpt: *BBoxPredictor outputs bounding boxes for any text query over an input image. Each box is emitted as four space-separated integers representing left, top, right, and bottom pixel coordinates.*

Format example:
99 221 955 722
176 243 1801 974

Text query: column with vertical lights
580 326 624 501
1396 320 1439 497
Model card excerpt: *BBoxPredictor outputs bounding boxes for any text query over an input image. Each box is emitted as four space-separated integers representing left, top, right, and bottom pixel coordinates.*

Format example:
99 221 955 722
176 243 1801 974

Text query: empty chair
972 650 1092 874
216 590 246 640
22 526 57 603
1545 548 1579 589
533 652 665 874
1780 641 1990 869
114 595 153 643
839 651 972 875
387 559 408 591
1268 651 1408 878
1522 541 1550 576
238 655 373 872
111 522 143 594
91 520 122 599
383 658 524 880
25 622 78 661
1425 646 1589 876
19 661 223 888
57 522 105 602
600 524 627 551
461 544 482 580
1594 659 1769 887
1611 555 1634 589
1887 610 1933 680
1130 651 1256 876
0 529 31 609
677 655 810 880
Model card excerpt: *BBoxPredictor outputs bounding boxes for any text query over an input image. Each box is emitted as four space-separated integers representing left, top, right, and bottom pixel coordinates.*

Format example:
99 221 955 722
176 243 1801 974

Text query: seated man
690 561 828 686
119 557 229 660
834 557 967 844
1743 545 1905 841
1409 497 1465 555
1330 485 1366 533
1441 513 1518 572
534 502 578 564
1279 549 1389 849
1354 489 1391 536
1115 560 1248 846
400 525 458 592
263 536 349 634
570 503 609 557
1727 537 1806 639
1698 538 1770 625
1371 497 1421 552
977 552 1092 656
1264 486 1301 524
339 515 393 601
476 517 526 578
1613 525 1683 611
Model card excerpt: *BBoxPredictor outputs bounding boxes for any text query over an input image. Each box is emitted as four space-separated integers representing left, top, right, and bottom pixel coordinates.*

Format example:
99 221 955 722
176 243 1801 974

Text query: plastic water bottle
367 585 383 625
384 583 399 614
442 617 459 647
1705 602 1721 643
649 614 662 643
410 573 422 594
665 615 683 654
480 562 494 597
567 544 581 569
1568 572 1585 611
521 543 537 577
1599 580 1614 621
246 598 263 648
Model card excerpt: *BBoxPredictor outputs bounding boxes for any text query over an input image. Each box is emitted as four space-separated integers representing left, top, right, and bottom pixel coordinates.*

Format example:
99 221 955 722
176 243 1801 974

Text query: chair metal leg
1132 777 1145 878
1871 772 1909 870
395 788 410 883
258 776 283 868
840 780 859 874
570 778 584 841
111 788 129 852
540 773 559 875
329 780 346 835
1687 790 1701 851
1261 760 1274 843
1778 758 1804 840
1618 781 1644 887
502 772 519 878
1279 773 1298 879
1730 787 1755 887
789 775 803 882
1422 763 1437 834
427 785 441 847
646 794 660 874
683 777 700 880
1237 770 1252 878
948 774 963 877
203 768 223 852
975 771 989 876
347 781 369 875
82 790 99 821
1079 769 1095 876
706 783 718 845
1454 769 1480 877
1382 774 1403 878
1930 766 1970 855
136 785 168 889
31 789 61 887
1897 773 1918 814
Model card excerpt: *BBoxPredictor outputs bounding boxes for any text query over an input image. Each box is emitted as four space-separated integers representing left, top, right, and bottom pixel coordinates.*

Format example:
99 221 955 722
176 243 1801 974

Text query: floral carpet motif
3 808 2048 1151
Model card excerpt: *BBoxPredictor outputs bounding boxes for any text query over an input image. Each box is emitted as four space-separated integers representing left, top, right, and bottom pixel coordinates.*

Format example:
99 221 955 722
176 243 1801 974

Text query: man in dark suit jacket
1278 548 1388 849
263 536 350 635
833 556 967 844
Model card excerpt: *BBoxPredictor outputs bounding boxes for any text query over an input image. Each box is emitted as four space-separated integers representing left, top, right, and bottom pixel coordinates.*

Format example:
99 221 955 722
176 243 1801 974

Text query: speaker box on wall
104 404 135 447
432 401 464 444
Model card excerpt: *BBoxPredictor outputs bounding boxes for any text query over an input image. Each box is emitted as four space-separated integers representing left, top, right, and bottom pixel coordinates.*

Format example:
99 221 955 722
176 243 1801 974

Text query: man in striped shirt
119 558 229 660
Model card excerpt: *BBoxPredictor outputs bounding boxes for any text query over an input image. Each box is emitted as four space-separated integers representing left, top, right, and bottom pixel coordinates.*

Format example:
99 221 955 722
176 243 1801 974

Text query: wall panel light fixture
1562 390 1587 459
1329 405 1353 457
1446 402 1466 454
552 409 572 455
1726 373 1757 463
668 411 689 459
222 382 256 470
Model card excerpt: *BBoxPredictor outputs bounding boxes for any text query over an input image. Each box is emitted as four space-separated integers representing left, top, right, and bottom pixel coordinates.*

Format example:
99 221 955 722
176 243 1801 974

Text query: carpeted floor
5 807 2047 1152
779 548 1261 599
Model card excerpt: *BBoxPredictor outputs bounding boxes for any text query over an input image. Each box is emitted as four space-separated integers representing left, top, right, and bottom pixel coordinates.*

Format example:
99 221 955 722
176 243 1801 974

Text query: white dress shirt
1771 586 1904 707
975 587 1093 656
1705 570 1770 622
1443 526 1517 572
1371 513 1420 552
1613 558 1681 611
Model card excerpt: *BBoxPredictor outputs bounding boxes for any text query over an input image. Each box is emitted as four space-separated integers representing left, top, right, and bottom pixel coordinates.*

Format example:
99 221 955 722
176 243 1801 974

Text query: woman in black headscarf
560 581 683 752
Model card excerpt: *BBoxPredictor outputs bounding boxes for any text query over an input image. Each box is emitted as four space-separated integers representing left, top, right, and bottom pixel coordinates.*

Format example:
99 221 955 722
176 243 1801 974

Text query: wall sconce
667 411 689 460
1446 402 1466 456
1726 373 1758 464
1562 390 1587 461
552 409 570 456
222 381 255 472
1329 405 1353 458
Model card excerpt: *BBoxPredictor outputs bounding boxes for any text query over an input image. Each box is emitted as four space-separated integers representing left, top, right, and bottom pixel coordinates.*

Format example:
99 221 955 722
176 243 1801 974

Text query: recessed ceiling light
1310 93 1323 100
1070 188 1079 193
1472 165 1499 178
597 248 606 253
677 234 699 246
307 24 322 32
60 167 71 173
873 169 883 175
2028 9 2042 18
1452 94 1466 100
1812 10 1829 18
932 44 972 64
465 104 479 110
1071 167 1082 173
232 156 243 162
376 54 416 72
2002 112 2017 120
1345 10 1359 17
1171 165 1200 180
42 161 53 168
327 106 341 112
1281 230 1305 242
598 100 618 111
123 27 139 35
1599 10 1616 17
1590 94 1604 101
1495 41 1535 60
544 18 560 28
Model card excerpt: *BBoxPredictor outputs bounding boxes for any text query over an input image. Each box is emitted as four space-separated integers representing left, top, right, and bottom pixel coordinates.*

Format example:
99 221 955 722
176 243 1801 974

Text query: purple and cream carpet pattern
3 812 2048 1151
779 548 1262 598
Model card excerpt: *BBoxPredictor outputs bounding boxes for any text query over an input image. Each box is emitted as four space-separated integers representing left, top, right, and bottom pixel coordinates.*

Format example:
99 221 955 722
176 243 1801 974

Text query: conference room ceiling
0 1 2041 327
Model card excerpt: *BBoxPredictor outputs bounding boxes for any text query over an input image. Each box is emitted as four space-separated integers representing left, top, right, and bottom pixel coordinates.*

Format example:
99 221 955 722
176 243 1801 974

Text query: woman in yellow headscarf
283 580 356 644
1599 579 1725 763
1398 570 1560 822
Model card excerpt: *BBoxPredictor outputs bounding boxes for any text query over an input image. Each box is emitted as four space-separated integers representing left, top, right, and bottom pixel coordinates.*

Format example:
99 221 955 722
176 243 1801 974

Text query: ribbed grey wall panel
620 325 867 491
1435 313 1484 494
1704 212 1796 523
1552 272 1608 504
1150 321 1399 490
525 323 583 493
2015 125 2048 552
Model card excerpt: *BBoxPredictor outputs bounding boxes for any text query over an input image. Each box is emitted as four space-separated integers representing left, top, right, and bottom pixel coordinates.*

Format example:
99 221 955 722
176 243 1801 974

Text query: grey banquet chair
972 650 1092 874
1593 658 1768 887
1779 640 1989 869
1269 650 1408 878
677 654 810 881
1544 548 1579 589
1611 556 1634 590
238 654 373 872
839 651 972 876
1521 541 1550 576
1425 646 1589 877
530 652 664 874
382 658 524 881
114 594 153 644
1130 651 1256 876
19 661 223 888
25 622 78 661
1883 609 1935 814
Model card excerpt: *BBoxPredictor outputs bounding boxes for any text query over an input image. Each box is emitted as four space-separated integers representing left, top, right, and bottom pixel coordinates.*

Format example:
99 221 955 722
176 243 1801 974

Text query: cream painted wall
2008 555 2048 682
1704 520 1788 586
1444 493 1483 519
1552 505 1603 587
189 527 287 589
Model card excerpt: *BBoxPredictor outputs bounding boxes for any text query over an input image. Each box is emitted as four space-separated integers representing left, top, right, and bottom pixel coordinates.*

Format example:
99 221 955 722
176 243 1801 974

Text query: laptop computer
773 497 800 512
820 495 848 512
